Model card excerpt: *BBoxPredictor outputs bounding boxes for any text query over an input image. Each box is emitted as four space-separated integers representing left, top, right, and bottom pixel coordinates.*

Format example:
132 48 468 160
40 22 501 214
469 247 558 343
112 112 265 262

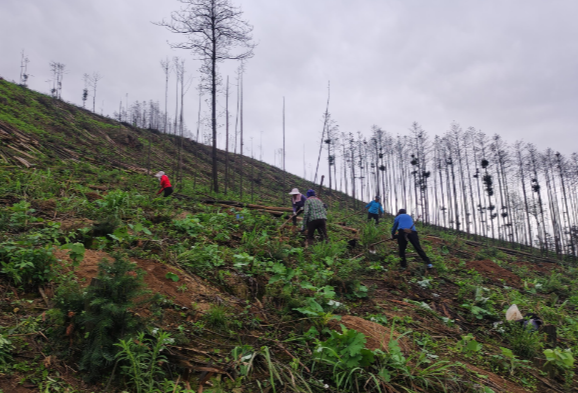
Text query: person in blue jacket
365 196 384 224
391 209 433 271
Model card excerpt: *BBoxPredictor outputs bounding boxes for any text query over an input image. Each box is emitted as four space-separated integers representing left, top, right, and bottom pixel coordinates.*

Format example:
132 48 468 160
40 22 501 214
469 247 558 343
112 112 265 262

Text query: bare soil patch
54 249 223 313
84 191 103 202
512 260 560 275
465 259 522 287
465 363 529 393
57 218 93 233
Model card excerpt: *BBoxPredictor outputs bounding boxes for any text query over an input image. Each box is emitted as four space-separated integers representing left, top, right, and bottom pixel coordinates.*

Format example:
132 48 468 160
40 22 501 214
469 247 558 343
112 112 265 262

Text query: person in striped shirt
301 189 328 245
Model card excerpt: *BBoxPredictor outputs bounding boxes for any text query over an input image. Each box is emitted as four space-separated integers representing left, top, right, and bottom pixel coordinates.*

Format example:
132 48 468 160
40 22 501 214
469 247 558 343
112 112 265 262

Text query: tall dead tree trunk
225 76 230 195
555 152 575 258
161 58 170 133
515 141 533 248
527 144 547 253
314 82 330 185
282 96 286 200
239 71 244 199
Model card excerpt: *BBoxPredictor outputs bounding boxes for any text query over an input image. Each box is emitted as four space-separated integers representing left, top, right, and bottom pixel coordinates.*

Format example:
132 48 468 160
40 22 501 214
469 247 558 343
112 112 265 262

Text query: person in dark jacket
154 171 173 197
289 188 307 226
391 209 432 270
365 196 384 224
302 189 328 245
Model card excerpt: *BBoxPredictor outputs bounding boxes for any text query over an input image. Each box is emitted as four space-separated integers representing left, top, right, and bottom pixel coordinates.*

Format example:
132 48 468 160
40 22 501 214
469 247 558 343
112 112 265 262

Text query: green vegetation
0 78 577 392
51 254 155 382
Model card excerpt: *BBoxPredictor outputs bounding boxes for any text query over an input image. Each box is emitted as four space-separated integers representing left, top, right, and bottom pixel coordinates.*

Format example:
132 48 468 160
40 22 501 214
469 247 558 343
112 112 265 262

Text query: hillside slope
0 80 577 393
0 79 354 208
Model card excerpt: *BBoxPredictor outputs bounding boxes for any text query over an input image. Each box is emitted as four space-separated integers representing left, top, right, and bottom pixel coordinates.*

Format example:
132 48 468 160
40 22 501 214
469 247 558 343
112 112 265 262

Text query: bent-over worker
302 189 328 245
391 209 432 271
289 188 307 226
154 171 173 197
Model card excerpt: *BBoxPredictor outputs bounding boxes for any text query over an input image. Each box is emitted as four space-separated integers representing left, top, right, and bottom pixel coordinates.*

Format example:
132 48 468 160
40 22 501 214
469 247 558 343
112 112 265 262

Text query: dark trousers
163 187 174 197
398 231 431 267
307 219 328 245
367 212 379 224
292 208 304 226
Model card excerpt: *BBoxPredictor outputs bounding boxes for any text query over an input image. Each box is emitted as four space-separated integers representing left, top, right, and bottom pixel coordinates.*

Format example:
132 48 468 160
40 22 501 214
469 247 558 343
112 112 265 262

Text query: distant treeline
323 122 577 259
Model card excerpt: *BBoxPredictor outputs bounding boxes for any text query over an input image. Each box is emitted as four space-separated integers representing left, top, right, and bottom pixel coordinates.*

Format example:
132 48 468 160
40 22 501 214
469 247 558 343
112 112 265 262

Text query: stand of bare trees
49 62 66 99
323 123 577 259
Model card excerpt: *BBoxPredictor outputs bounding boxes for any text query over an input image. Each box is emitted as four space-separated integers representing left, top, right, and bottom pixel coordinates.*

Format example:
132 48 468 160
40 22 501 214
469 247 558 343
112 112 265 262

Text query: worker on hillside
302 189 328 245
289 188 307 226
365 196 384 224
391 209 433 271
154 171 173 197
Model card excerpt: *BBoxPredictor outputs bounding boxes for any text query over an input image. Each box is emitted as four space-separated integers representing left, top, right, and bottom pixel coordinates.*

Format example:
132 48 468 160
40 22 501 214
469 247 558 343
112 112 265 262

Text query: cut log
245 204 292 212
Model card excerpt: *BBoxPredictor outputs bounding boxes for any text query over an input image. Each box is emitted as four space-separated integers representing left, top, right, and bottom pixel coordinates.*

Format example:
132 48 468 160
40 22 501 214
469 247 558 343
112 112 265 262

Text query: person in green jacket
301 189 328 246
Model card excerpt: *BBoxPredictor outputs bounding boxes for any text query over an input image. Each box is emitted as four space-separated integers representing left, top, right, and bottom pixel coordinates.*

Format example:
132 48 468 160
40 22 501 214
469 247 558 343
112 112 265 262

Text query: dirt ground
465 363 529 393
465 259 522 287
54 249 225 314
328 315 411 353
511 260 560 275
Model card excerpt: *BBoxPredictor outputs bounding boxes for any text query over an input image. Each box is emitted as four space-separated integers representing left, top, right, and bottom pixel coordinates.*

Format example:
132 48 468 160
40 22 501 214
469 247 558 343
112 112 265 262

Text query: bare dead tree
157 0 255 193
82 73 89 108
346 133 358 208
323 113 339 193
555 151 575 257
176 59 186 184
87 72 102 112
173 57 181 136
49 62 66 99
20 51 30 87
239 68 244 198
282 96 286 201
160 57 170 133
314 81 330 185
195 85 202 142
542 149 563 256
225 75 230 194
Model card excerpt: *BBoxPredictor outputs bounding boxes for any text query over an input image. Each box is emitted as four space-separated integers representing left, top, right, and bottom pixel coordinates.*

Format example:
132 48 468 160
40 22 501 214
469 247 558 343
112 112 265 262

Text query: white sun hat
154 171 165 178
288 188 300 195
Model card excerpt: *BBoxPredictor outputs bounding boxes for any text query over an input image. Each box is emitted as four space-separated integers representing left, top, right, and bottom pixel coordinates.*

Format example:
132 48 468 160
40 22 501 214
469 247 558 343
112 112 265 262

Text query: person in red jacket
154 171 173 197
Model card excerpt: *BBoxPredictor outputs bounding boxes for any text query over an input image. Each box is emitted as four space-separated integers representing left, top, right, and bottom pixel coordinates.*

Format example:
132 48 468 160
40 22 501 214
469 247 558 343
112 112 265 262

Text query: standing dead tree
20 51 30 87
87 72 102 113
160 57 170 133
409 122 430 224
82 73 89 108
49 61 66 99
314 82 331 185
323 112 339 193
224 75 230 194
157 0 255 193
282 96 286 200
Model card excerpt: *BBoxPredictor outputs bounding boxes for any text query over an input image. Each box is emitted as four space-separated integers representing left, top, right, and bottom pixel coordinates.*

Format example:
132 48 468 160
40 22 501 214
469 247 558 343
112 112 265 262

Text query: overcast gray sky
1 0 577 181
